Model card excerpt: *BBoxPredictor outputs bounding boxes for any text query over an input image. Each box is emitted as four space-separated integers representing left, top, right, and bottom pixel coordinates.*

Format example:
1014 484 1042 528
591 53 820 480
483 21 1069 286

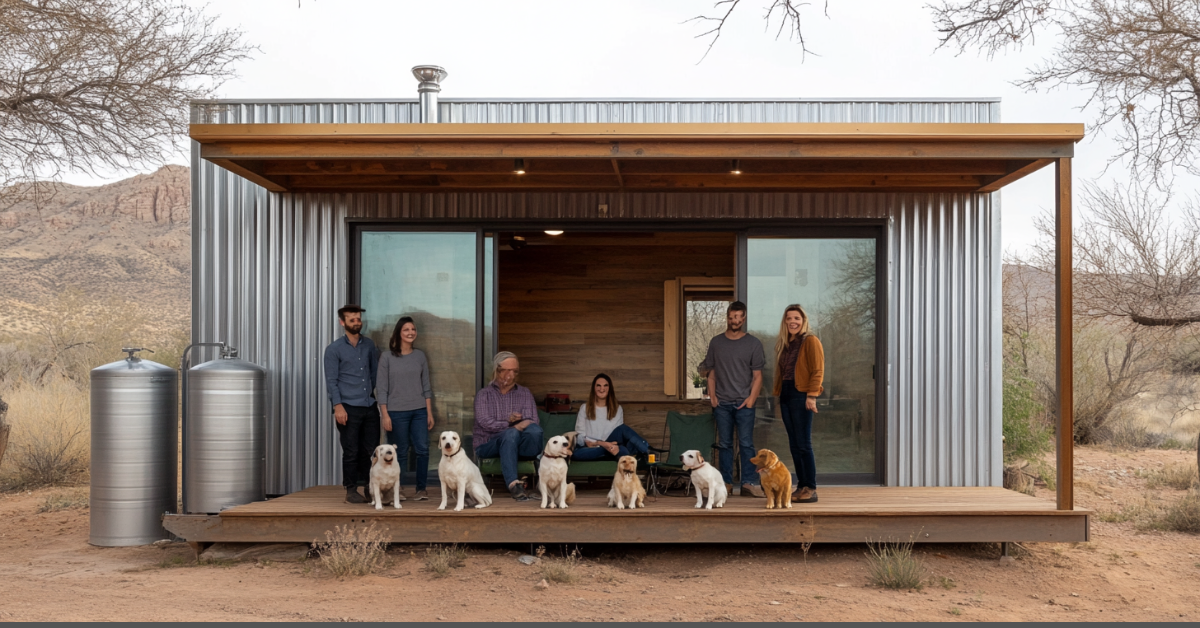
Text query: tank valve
121 347 154 360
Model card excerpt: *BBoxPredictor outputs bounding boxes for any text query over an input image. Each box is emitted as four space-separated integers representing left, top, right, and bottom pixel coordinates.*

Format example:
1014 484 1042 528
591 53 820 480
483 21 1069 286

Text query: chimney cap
412 65 448 92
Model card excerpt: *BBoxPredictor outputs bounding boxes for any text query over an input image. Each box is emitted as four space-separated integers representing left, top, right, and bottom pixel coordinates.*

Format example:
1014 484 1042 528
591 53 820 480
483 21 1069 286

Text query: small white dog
437 431 493 511
680 449 727 510
607 455 646 510
539 435 576 509
368 444 403 510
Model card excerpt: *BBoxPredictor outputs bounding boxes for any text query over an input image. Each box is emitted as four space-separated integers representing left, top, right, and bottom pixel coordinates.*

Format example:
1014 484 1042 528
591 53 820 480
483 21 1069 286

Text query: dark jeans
386 408 430 491
473 423 544 487
335 403 380 489
571 424 650 461
714 401 758 486
779 380 817 490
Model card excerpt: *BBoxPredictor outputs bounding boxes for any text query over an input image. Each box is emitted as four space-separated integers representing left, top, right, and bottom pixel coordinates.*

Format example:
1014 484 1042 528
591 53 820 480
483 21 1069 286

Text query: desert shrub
1146 491 1200 534
0 376 89 489
1144 463 1199 490
866 539 925 590
1002 371 1052 464
424 544 466 577
312 523 390 577
38 488 89 512
537 546 581 584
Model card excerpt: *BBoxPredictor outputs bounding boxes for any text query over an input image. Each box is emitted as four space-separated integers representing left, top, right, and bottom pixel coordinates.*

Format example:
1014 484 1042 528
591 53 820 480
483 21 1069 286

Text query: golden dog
607 455 646 509
750 449 792 510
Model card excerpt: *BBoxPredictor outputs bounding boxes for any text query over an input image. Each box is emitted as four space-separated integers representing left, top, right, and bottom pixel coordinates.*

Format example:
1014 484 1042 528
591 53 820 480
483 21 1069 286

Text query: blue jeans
779 381 816 490
571 424 649 461
714 401 758 486
473 423 544 487
385 408 430 491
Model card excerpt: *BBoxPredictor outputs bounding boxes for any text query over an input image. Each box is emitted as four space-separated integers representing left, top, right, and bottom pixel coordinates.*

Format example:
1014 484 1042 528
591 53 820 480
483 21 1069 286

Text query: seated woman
572 373 652 461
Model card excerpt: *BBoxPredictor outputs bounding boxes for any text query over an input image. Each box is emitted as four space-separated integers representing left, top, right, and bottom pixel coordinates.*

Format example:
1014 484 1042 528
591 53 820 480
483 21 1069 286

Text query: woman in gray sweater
377 316 434 500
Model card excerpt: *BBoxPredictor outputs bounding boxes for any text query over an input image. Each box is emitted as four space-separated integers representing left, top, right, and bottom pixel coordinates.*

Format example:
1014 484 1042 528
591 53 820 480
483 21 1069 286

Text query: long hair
389 316 415 357
773 304 811 372
585 373 620 421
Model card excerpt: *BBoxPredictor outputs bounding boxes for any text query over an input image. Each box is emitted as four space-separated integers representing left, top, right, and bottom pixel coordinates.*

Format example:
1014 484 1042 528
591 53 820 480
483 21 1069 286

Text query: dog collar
755 460 780 474
543 453 570 459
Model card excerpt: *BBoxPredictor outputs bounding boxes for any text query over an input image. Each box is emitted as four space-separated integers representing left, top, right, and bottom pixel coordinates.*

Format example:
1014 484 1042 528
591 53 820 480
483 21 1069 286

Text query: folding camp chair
650 411 716 497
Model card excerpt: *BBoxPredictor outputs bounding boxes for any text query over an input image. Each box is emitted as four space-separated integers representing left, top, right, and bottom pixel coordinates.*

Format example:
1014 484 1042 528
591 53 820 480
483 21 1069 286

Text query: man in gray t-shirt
698 300 766 497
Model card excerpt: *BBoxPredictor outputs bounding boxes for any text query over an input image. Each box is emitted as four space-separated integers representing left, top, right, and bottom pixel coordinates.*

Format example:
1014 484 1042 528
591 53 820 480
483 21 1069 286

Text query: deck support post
1000 541 1012 558
1055 158 1074 511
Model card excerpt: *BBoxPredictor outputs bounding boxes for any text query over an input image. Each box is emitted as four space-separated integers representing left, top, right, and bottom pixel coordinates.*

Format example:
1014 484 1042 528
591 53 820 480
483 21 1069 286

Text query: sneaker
398 490 407 502
741 483 765 498
792 487 818 503
344 487 367 504
509 484 532 502
413 490 429 501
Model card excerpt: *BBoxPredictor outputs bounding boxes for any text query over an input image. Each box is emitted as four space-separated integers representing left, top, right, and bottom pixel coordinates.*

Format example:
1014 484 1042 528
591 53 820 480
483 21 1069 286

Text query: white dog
437 431 492 511
680 449 727 510
539 435 576 509
368 444 403 510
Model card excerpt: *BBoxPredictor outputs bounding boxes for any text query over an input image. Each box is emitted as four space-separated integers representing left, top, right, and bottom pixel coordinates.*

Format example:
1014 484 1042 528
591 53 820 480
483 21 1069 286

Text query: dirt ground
1 445 1197 622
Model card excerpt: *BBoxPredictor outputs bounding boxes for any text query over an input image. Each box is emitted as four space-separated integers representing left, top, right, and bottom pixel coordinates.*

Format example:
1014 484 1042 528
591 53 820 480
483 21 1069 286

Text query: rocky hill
0 166 191 335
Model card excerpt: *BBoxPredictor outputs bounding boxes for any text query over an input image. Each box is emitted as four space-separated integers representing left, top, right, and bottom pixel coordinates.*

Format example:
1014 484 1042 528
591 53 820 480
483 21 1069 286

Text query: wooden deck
162 486 1089 545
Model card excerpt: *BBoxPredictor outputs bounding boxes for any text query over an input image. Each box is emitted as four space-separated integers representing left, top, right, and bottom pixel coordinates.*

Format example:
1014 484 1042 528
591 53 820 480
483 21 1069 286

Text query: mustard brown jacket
771 334 825 398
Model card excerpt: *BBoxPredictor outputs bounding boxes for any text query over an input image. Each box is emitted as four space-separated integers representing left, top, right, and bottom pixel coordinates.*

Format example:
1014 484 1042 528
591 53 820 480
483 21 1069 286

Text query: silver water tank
90 348 178 546
183 348 267 513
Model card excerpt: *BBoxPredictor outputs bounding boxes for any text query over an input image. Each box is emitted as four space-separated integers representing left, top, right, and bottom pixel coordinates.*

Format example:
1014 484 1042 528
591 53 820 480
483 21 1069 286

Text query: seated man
473 351 544 502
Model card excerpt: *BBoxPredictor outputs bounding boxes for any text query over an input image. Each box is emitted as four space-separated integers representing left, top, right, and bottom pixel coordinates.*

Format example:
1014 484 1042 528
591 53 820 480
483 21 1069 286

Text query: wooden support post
1055 158 1074 511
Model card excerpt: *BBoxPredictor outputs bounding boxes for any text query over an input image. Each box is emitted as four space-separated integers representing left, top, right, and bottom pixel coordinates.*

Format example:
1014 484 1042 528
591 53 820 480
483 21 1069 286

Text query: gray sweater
376 349 432 411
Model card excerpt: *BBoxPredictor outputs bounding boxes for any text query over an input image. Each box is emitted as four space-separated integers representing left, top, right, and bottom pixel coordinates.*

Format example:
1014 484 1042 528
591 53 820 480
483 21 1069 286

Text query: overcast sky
71 0 1195 254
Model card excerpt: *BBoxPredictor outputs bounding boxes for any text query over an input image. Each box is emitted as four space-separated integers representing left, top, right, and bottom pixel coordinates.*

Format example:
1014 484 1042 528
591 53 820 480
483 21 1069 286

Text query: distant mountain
0 166 191 335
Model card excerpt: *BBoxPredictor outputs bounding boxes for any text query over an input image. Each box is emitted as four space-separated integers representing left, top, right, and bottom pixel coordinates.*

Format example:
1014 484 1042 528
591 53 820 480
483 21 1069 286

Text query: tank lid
190 356 268 374
92 348 176 376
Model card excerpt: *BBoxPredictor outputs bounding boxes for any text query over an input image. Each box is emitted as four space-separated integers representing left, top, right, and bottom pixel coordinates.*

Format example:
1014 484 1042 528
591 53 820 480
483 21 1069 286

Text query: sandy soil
1 445 1197 622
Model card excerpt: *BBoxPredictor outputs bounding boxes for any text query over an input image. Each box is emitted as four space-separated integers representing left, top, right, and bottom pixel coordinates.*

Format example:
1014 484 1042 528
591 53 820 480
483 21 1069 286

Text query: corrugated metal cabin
165 69 1086 546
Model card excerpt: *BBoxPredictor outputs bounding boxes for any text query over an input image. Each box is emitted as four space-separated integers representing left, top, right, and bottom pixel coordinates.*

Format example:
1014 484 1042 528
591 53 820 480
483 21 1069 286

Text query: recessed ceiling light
731 159 742 175
544 230 564 236
514 158 526 175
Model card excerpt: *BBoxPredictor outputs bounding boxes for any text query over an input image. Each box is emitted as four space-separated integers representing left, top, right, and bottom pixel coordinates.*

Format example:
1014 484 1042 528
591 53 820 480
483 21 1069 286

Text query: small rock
769 601 782 606
151 539 175 549
518 554 539 565
536 579 550 590
1070 593 1079 597
835 584 849 588
436 616 445 621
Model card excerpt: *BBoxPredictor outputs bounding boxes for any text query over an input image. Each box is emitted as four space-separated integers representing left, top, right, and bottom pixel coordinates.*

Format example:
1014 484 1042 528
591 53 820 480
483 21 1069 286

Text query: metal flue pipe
412 65 448 123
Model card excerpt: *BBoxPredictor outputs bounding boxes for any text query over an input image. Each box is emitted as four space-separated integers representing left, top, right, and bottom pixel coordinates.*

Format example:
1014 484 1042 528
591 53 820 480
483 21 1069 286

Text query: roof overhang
189 122 1085 193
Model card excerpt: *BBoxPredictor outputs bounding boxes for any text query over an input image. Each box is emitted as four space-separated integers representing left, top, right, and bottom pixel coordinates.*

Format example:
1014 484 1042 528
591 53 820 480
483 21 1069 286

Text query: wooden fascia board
200 140 1075 161
190 122 1086 143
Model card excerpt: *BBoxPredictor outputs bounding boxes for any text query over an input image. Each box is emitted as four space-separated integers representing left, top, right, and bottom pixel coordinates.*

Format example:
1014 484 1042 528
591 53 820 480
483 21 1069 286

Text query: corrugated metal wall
191 99 1003 493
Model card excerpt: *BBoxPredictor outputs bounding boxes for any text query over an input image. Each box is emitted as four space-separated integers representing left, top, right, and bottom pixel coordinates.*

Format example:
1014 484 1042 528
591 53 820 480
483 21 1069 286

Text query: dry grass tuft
865 539 925 590
1144 463 1199 491
38 487 89 512
424 544 467 577
1146 490 1200 534
312 523 391 577
0 377 89 489
537 545 581 584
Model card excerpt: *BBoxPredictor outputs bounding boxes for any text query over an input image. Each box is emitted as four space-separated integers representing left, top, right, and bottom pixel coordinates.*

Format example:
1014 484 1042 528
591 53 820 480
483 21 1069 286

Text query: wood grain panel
499 232 735 403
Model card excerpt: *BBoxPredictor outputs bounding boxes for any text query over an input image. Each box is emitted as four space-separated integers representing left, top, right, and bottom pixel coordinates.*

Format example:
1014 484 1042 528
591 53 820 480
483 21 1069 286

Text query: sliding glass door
743 232 882 484
356 229 496 468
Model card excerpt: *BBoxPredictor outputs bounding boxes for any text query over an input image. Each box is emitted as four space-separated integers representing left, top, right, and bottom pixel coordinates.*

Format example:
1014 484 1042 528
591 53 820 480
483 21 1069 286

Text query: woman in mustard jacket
772 304 825 503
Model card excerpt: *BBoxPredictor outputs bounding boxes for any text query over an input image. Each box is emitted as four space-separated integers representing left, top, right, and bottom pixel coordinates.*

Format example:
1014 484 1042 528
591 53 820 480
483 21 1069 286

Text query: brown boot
741 483 765 498
791 487 818 503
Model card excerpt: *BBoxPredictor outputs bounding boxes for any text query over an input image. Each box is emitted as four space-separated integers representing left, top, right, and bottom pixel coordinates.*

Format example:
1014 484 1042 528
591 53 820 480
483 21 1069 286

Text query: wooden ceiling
190 122 1085 194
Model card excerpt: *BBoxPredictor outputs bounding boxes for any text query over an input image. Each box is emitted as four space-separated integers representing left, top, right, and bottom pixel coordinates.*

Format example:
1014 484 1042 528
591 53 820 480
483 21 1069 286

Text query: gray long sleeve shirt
376 349 432 411
323 334 379 408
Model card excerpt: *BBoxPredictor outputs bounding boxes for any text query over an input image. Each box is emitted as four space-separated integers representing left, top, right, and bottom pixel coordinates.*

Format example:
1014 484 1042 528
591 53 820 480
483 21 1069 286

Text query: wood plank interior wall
499 232 735 409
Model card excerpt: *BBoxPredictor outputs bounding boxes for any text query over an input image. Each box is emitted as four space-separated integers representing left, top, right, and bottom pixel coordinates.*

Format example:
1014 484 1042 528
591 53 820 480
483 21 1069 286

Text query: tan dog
539 435 577 509
750 448 792 510
607 455 646 509
368 444 403 510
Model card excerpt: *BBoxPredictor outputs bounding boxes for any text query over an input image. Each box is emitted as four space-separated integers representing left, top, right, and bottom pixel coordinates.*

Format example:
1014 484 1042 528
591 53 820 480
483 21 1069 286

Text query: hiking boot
792 487 818 503
344 487 367 504
725 483 733 495
509 484 532 502
741 483 765 498
413 490 429 501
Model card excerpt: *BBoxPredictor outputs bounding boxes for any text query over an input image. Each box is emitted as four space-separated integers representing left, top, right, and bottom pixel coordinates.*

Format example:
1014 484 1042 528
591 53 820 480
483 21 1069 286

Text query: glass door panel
359 231 479 470
746 237 878 481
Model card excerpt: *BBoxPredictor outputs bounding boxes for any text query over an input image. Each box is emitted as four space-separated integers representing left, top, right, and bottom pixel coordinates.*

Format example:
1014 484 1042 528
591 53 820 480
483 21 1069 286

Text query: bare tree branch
0 0 253 207
687 0 829 62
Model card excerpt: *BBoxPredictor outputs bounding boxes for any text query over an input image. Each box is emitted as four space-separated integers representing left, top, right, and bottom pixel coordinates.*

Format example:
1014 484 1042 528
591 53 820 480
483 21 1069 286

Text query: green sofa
477 410 619 481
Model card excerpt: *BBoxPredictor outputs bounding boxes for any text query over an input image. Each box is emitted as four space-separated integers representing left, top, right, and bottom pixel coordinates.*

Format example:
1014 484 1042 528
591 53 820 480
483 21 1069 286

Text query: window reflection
747 238 877 477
